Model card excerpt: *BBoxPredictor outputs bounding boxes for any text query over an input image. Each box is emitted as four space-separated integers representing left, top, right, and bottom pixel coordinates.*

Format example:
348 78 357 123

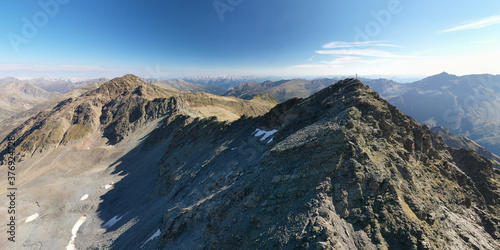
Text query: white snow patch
104 184 113 189
25 213 39 223
66 216 87 250
80 194 89 201
267 137 274 143
103 215 123 228
141 229 161 248
253 129 278 142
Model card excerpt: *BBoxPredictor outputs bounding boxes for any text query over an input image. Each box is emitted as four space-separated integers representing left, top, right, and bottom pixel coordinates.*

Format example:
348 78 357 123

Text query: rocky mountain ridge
223 73 500 162
1 76 499 249
0 74 277 161
144 78 500 249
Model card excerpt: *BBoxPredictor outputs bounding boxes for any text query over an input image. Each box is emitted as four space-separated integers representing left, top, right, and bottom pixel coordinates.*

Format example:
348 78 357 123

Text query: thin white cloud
319 56 364 65
295 56 363 68
293 56 389 71
294 40 422 76
289 49 500 76
439 15 500 33
322 41 402 49
315 49 417 59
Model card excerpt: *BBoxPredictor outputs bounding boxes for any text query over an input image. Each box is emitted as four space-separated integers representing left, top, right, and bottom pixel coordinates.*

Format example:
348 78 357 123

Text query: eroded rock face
152 79 500 249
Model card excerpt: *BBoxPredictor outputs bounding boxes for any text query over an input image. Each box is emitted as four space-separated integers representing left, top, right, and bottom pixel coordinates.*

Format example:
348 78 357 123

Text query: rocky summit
1 76 499 249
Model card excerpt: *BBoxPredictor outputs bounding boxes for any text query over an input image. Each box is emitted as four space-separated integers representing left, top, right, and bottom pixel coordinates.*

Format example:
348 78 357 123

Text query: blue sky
1 0 500 79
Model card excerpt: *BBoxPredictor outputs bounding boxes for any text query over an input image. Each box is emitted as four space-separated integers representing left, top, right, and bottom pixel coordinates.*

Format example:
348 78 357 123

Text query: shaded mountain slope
432 126 500 169
1 77 499 249
385 72 500 156
0 74 278 249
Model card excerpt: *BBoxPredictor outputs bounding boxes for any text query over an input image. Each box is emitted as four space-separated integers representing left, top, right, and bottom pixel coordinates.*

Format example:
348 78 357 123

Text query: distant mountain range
0 77 110 93
4 73 500 160
222 77 407 102
143 78 227 95
223 78 341 101
381 73 500 156
183 75 278 90
0 79 61 122
1 75 499 249
220 73 500 158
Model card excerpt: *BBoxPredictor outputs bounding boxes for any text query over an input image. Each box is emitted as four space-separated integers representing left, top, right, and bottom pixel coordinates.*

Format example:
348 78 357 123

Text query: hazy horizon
2 72 490 85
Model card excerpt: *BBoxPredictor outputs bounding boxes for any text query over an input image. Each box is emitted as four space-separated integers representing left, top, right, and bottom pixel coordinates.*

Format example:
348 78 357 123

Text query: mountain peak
122 73 141 80
106 74 144 88
424 71 458 81
90 74 151 97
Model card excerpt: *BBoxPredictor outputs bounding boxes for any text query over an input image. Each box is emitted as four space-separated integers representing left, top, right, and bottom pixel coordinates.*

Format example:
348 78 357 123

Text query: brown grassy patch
62 124 92 143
